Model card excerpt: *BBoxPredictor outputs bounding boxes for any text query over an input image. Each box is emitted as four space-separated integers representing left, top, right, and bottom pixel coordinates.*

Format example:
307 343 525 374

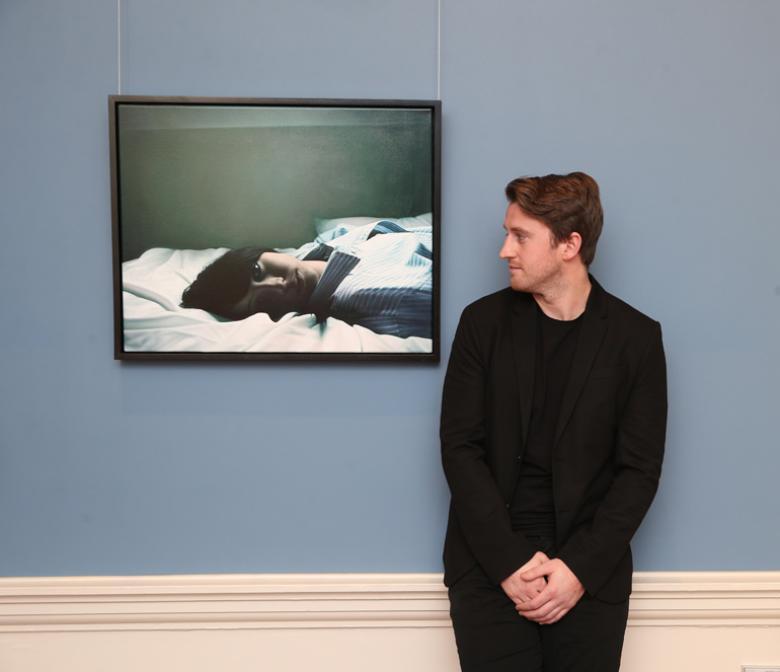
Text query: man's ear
561 232 583 261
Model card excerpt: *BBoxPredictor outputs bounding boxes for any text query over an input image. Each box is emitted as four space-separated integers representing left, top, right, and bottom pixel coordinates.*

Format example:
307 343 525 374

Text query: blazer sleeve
557 320 668 596
440 306 537 584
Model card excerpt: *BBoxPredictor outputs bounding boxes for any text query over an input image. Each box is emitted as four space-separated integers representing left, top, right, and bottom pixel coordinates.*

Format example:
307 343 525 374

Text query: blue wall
1 0 778 576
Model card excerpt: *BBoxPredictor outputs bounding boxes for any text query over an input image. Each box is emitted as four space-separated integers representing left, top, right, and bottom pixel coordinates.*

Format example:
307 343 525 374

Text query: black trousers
448 538 629 672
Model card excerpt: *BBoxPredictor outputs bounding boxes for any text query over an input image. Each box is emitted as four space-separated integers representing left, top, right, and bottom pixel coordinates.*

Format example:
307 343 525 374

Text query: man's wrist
554 552 587 594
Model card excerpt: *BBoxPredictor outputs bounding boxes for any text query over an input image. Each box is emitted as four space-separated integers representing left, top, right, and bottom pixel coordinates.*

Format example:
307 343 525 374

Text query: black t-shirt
509 304 584 536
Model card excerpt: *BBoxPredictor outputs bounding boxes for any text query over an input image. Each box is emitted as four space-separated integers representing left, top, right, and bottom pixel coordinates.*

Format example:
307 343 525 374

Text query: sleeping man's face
230 251 323 320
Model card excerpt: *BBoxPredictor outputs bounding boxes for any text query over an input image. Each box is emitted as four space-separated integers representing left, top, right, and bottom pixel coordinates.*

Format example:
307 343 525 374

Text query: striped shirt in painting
293 219 433 339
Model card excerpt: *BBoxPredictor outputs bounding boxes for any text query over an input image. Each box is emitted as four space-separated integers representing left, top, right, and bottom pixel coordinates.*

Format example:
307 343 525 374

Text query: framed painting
109 96 440 361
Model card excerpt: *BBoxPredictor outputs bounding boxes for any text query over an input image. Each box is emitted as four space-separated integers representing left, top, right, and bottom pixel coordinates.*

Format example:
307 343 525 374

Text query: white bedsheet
121 247 432 353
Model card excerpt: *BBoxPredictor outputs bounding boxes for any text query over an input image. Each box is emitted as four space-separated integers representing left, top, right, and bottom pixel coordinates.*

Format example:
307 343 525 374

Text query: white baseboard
1 572 779 671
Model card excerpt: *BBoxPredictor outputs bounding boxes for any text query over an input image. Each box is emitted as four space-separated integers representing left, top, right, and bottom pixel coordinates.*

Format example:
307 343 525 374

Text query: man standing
441 172 667 671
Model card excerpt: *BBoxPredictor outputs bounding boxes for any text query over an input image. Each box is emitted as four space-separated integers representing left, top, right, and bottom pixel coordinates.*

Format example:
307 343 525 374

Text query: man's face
499 202 566 293
230 251 319 320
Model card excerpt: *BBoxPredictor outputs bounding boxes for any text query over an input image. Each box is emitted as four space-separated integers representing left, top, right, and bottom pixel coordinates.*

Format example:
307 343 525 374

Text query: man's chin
509 277 531 292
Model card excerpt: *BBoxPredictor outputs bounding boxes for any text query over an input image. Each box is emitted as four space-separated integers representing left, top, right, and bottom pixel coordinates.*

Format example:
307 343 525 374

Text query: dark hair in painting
180 247 274 319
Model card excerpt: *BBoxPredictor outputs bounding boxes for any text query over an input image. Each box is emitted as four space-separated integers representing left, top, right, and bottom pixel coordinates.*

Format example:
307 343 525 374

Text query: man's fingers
520 601 558 621
515 585 554 612
517 593 558 620
538 606 567 625
506 586 541 606
505 590 524 606
519 560 553 582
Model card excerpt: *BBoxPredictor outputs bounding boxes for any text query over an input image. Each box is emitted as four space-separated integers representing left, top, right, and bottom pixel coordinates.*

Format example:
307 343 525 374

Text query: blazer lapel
510 292 538 449
554 276 609 447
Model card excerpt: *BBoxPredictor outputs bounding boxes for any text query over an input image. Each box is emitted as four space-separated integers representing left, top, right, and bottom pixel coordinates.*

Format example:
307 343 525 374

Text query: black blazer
440 277 667 602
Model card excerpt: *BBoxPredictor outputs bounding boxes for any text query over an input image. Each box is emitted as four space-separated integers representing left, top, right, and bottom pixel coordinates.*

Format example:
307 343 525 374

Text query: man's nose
499 239 512 259
266 276 286 291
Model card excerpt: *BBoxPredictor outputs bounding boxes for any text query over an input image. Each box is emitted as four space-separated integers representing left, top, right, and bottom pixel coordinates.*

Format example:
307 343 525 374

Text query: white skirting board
1 572 779 671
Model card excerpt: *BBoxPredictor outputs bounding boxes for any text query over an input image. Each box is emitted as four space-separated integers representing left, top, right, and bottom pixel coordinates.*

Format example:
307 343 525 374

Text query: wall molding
1 571 779 633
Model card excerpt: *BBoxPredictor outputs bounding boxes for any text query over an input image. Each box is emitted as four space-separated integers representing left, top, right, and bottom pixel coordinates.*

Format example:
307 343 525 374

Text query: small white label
742 667 780 672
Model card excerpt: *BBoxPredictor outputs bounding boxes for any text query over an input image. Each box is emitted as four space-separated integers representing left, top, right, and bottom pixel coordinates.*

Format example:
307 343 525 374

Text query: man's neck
532 268 592 321
302 259 327 282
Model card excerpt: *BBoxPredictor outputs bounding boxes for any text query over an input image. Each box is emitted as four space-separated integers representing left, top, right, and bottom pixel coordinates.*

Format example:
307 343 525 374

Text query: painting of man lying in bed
121 214 434 354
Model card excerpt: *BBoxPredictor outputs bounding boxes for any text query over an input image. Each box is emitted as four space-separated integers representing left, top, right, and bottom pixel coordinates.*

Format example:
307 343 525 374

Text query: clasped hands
499 552 585 625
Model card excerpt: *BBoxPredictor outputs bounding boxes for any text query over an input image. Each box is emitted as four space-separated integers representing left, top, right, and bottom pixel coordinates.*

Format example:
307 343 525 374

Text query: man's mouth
292 269 304 296
284 272 298 297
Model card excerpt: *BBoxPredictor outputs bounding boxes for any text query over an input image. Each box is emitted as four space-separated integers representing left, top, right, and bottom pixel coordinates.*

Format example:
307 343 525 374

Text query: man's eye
252 262 265 282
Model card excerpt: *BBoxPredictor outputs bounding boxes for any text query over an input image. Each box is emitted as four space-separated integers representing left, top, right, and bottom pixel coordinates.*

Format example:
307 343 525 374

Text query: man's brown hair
504 171 603 266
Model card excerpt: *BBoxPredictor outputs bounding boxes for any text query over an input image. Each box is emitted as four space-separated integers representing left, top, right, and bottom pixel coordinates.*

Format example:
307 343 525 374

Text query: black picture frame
109 96 441 362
